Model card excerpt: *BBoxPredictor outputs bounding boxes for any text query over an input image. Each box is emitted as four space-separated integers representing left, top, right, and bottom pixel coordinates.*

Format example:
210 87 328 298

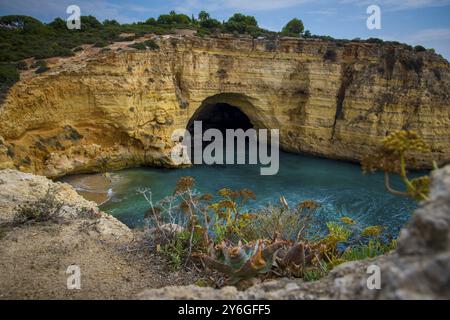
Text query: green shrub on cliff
0 12 435 67
366 37 384 44
223 13 262 36
414 45 426 52
281 18 304 37
143 39 159 50
0 63 19 88
16 60 28 70
31 60 47 68
128 42 147 50
128 40 159 51
157 11 191 25
93 40 109 48
199 17 221 30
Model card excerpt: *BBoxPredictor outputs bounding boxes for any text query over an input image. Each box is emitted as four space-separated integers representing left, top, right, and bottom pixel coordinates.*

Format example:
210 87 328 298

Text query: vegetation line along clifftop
0 11 446 92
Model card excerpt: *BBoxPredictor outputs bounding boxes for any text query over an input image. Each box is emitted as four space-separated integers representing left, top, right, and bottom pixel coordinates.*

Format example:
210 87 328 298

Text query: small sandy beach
60 173 113 205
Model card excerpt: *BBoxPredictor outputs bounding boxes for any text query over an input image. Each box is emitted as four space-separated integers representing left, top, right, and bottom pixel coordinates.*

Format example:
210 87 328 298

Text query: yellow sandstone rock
0 35 448 177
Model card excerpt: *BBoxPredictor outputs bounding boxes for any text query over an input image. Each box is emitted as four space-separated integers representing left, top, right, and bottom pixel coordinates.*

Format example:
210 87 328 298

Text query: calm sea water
99 151 418 237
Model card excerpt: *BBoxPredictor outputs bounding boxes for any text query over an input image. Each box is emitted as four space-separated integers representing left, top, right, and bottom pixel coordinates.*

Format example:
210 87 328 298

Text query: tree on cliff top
282 18 304 36
80 15 103 30
198 11 210 22
224 13 259 34
48 17 66 30
197 11 222 30
227 13 258 27
157 11 191 25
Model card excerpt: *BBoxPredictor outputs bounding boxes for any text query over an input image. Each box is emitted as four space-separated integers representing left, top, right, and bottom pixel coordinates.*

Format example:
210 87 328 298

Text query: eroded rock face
137 165 450 300
0 169 132 241
0 35 449 177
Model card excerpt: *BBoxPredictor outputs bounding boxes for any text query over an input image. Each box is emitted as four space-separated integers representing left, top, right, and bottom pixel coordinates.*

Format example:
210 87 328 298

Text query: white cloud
307 8 338 16
340 0 450 11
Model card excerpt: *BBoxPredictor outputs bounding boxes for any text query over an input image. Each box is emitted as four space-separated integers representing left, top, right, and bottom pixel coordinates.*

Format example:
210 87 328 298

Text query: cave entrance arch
185 93 262 164
187 93 262 134
187 103 253 135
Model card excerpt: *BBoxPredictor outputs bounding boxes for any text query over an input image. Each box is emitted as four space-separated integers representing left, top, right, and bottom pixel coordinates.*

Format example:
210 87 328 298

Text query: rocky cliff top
0 169 201 299
0 169 131 240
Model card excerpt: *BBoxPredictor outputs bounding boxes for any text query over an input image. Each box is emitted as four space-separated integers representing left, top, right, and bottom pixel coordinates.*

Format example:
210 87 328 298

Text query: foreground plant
362 130 434 201
240 199 319 242
142 177 395 285
202 240 285 284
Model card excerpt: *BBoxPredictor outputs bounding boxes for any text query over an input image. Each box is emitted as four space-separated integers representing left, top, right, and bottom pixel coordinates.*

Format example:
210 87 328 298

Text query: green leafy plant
361 225 383 237
303 267 327 281
0 63 19 88
341 239 396 261
340 216 356 225
414 45 426 52
159 230 198 270
93 40 109 48
128 42 147 50
143 39 160 50
196 11 221 30
243 199 319 241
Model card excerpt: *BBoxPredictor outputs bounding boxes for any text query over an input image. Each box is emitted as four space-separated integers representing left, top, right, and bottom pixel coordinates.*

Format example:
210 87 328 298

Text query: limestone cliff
0 35 449 177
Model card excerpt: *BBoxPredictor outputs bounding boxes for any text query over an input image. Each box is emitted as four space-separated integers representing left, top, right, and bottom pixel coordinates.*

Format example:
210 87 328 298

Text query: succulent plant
202 240 285 284
201 237 324 282
273 241 323 277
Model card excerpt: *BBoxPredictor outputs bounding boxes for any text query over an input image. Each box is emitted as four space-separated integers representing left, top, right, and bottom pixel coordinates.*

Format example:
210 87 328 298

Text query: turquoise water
100 151 418 237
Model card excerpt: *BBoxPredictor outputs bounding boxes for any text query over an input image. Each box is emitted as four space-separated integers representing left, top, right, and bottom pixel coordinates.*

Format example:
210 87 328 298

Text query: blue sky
1 0 450 59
